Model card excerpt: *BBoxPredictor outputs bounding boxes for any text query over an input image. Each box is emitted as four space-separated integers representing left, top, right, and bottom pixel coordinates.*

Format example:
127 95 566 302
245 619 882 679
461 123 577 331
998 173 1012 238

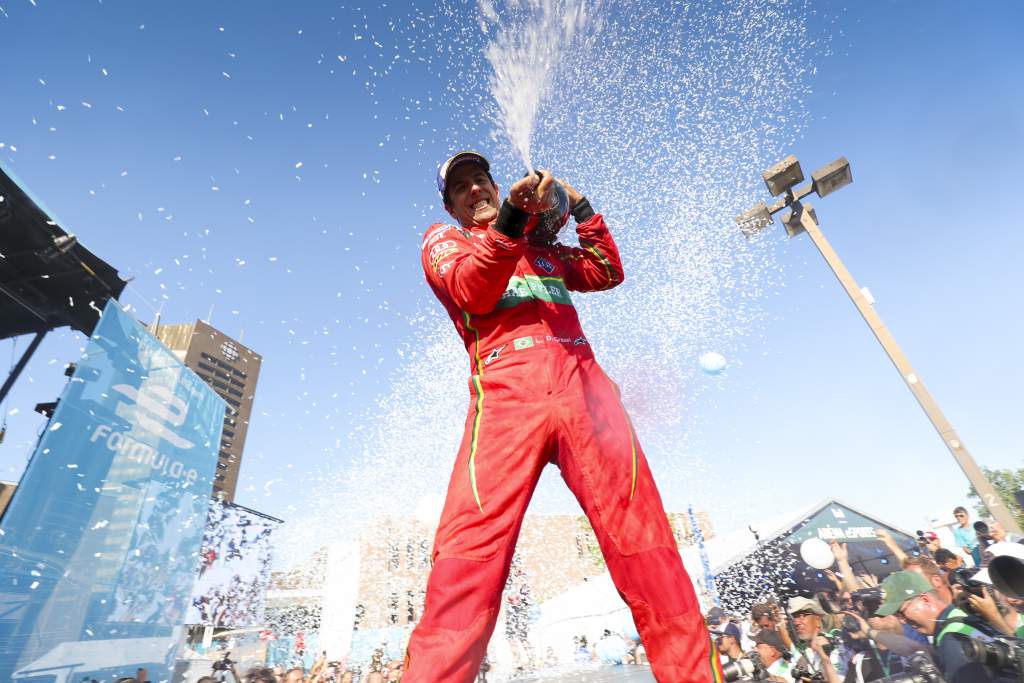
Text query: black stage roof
0 163 126 340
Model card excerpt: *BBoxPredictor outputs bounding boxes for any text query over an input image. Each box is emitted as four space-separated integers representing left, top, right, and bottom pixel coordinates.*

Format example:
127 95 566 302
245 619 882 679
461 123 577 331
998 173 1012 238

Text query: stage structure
0 162 126 404
0 302 225 682
713 498 919 614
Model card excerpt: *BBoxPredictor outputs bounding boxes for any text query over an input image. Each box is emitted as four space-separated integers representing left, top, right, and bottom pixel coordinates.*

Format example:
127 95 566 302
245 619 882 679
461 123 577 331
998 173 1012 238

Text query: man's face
717 634 738 653
755 614 774 629
792 611 821 641
895 592 942 635
444 163 500 228
938 555 963 571
955 510 969 527
283 670 304 683
755 642 780 665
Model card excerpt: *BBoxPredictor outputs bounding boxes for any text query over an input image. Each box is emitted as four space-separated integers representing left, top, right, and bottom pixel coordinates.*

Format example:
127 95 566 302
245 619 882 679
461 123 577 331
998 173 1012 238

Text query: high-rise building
150 319 262 501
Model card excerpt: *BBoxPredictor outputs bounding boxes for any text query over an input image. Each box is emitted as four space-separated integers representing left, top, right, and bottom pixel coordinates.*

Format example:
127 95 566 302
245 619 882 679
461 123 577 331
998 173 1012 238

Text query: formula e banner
0 301 225 682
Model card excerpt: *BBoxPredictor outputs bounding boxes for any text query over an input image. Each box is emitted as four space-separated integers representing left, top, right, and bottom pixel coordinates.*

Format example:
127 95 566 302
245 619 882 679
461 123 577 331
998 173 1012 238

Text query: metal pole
0 331 47 405
793 204 1022 535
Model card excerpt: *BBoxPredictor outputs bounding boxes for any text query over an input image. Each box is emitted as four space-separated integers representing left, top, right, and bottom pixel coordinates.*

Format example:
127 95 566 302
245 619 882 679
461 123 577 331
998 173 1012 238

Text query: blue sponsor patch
534 256 555 274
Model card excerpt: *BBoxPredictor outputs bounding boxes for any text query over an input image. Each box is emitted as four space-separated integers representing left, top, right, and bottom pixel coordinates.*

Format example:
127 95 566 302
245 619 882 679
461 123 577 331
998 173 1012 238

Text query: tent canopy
711 498 920 613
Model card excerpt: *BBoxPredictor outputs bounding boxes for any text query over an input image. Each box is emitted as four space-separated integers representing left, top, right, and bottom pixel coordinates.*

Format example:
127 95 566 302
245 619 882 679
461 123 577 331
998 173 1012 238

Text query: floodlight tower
737 155 1022 535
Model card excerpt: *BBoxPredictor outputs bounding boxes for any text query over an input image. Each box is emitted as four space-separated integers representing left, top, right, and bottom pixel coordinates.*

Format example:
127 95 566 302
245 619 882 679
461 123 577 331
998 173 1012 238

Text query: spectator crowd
112 505 1022 683
707 506 1024 683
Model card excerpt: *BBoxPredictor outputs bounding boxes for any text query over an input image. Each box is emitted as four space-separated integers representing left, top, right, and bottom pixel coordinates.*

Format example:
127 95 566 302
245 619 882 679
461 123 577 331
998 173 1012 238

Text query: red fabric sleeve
421 223 525 315
552 213 625 292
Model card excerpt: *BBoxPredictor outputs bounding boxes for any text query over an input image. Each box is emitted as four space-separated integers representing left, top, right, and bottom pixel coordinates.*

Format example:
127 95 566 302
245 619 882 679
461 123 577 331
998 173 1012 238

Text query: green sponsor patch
495 274 573 310
513 336 535 350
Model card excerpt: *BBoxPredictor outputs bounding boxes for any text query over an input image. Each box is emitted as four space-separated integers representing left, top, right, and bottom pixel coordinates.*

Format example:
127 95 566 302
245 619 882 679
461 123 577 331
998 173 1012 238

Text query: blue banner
0 301 225 682
688 505 720 608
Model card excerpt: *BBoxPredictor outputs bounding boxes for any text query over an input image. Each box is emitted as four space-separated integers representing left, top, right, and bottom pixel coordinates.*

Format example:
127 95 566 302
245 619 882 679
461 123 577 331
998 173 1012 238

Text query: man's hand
830 540 848 563
858 573 879 588
810 634 831 655
508 170 555 214
841 611 870 639
967 586 1016 636
558 178 584 209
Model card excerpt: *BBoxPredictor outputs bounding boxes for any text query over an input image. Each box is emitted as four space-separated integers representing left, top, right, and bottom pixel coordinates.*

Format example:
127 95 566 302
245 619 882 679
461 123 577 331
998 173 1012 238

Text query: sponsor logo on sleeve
423 225 454 249
534 256 555 274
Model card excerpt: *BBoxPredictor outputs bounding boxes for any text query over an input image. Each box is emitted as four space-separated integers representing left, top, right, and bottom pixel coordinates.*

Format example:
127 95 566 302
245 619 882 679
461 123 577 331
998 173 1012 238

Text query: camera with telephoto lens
960 636 1024 678
947 567 988 614
721 651 769 681
874 652 947 683
789 665 825 682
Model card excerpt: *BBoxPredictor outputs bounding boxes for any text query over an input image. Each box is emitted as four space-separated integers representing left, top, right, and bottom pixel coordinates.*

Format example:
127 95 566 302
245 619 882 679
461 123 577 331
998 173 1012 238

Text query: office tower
150 320 261 501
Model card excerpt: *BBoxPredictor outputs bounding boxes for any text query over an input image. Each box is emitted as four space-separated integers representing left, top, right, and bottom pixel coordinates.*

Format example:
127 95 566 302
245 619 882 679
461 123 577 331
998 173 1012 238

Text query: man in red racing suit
404 152 721 683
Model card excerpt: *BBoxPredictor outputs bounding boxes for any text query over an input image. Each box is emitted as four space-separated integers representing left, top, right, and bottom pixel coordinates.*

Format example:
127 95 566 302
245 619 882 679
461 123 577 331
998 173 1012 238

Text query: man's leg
404 380 550 683
555 360 722 683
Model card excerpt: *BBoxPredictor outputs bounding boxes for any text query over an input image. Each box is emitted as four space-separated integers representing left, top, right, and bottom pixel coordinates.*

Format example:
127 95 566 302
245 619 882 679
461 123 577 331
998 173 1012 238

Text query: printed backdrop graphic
0 301 225 683
186 500 280 628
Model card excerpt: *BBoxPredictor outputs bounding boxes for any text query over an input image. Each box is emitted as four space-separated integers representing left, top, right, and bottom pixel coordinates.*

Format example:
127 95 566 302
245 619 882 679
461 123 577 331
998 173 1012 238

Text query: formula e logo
484 345 506 366
111 383 195 449
534 257 555 274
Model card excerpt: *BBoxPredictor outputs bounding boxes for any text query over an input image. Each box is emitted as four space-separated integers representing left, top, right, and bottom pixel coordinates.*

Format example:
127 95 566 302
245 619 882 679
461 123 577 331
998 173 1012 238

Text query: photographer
752 602 794 653
947 569 1018 637
715 622 747 665
788 596 847 683
753 629 792 682
839 612 907 682
875 570 1018 682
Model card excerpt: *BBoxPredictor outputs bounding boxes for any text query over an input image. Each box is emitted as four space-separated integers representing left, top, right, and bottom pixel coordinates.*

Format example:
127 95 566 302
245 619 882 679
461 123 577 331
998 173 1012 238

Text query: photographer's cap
437 151 490 201
787 596 825 617
875 571 934 616
753 629 787 654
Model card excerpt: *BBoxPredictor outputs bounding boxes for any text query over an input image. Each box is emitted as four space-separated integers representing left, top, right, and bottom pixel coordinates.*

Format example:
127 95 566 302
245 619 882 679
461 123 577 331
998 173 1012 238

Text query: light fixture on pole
736 155 1022 535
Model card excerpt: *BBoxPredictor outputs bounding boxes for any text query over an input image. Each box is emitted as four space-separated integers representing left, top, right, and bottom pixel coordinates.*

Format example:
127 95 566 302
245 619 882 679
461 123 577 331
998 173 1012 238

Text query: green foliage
966 466 1024 529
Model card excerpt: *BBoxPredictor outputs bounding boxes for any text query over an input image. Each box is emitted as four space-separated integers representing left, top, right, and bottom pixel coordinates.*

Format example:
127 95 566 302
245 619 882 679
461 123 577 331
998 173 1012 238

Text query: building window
353 604 365 630
389 593 399 625
388 542 400 571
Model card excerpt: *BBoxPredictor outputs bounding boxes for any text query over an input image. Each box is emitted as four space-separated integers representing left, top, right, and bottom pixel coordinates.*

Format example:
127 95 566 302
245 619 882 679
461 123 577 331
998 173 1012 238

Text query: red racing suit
405 210 721 683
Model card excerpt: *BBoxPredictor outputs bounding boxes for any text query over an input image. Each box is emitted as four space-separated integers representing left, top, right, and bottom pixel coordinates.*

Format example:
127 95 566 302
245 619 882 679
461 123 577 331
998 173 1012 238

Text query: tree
966 466 1024 530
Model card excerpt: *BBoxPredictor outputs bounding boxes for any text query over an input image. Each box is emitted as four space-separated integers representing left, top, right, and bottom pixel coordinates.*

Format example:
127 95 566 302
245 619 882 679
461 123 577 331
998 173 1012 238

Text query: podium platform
510 666 656 682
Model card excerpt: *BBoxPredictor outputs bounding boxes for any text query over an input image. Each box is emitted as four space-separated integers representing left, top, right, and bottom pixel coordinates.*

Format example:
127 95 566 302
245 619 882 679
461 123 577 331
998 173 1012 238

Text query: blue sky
2 0 1022 552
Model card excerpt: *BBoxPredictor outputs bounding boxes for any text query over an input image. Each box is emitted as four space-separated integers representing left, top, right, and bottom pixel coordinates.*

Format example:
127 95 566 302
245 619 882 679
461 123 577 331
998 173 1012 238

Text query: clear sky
2 0 1022 560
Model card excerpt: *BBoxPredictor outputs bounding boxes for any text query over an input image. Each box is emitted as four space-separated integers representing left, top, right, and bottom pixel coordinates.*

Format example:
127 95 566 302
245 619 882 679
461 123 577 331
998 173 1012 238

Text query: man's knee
612 546 698 621
420 556 507 630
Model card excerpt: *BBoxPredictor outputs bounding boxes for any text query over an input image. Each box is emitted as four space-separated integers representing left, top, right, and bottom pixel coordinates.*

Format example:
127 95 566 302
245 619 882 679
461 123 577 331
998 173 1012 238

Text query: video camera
789 665 825 682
